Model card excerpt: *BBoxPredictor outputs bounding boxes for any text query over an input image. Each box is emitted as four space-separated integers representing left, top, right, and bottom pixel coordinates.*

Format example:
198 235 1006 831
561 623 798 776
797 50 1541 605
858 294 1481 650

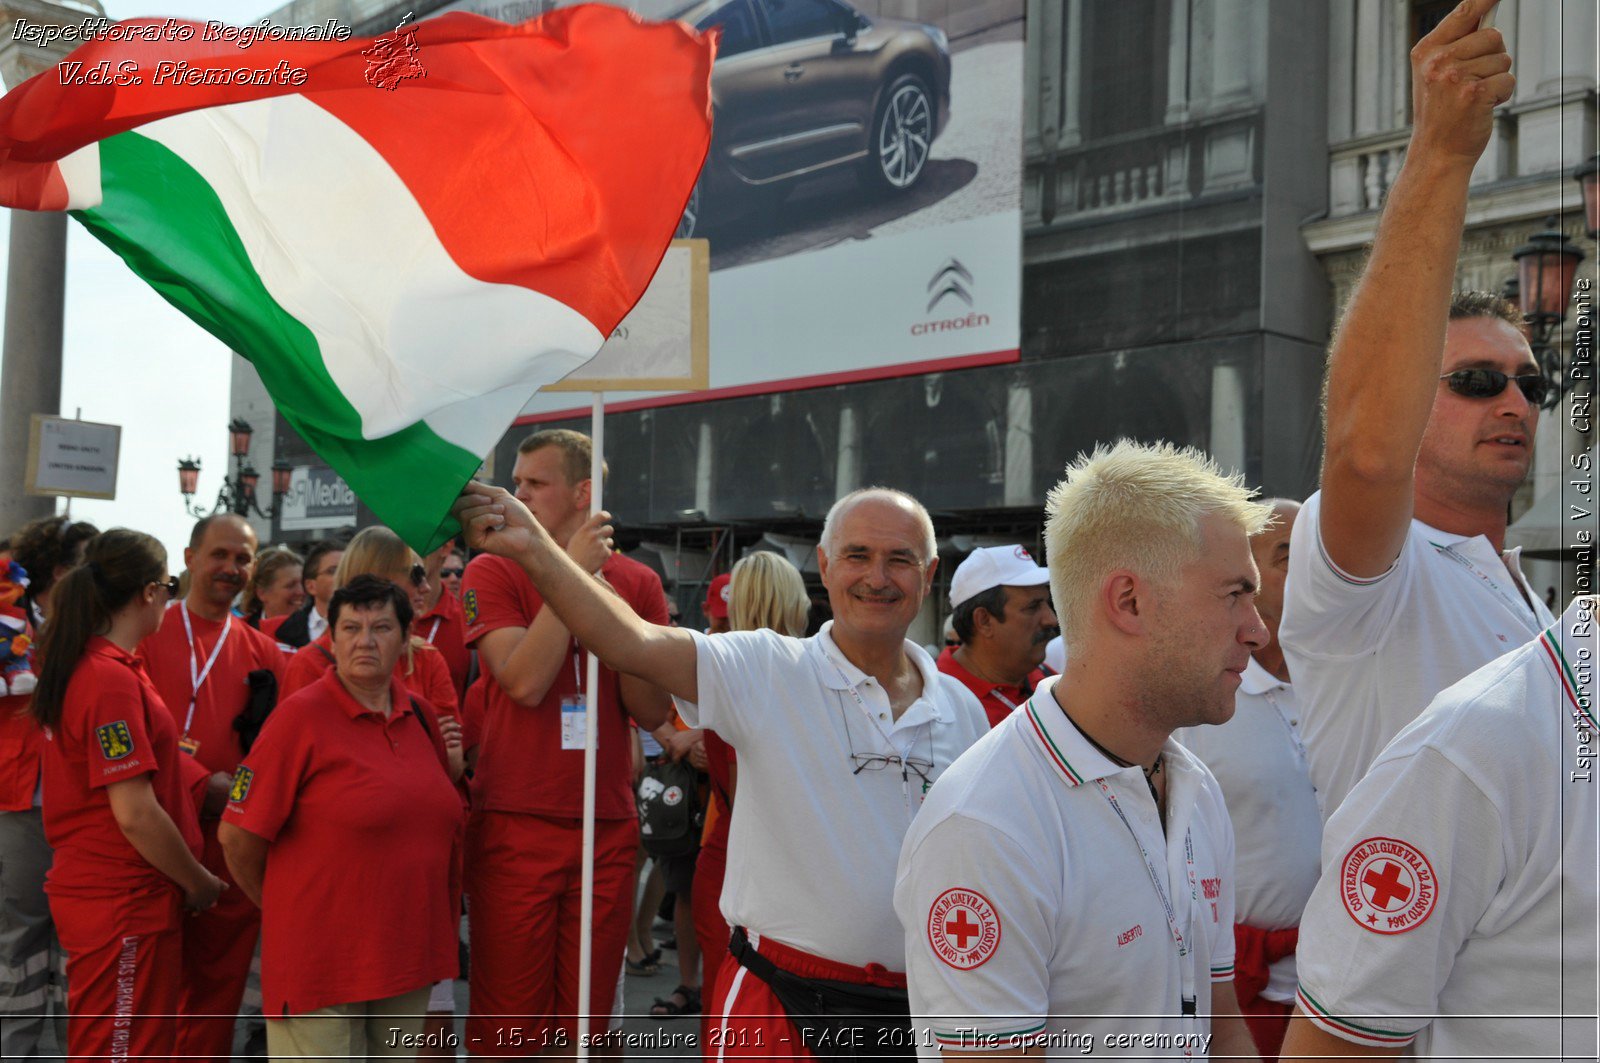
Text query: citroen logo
926 258 974 313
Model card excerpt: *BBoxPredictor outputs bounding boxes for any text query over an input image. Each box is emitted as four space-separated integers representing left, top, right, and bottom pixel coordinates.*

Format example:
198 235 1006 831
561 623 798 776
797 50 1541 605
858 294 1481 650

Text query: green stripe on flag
72 130 474 552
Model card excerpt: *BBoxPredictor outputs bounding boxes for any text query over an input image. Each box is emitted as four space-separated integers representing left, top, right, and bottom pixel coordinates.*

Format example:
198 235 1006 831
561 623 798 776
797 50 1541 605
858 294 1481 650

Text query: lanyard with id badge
179 604 231 758
560 644 587 751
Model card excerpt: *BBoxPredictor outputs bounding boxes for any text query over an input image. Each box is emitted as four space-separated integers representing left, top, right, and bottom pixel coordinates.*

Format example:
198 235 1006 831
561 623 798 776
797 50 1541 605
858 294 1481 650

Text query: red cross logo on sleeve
927 888 1001 970
1340 838 1438 935
945 910 980 950
1361 861 1413 910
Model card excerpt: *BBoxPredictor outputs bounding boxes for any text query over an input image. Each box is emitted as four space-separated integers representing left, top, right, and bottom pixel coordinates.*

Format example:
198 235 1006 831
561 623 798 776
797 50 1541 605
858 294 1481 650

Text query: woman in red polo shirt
30 529 224 1063
280 527 456 713
219 575 463 1059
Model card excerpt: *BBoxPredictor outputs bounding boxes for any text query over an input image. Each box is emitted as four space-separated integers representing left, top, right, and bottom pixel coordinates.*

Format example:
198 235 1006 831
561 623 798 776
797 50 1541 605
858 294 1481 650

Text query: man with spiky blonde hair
895 440 1265 1059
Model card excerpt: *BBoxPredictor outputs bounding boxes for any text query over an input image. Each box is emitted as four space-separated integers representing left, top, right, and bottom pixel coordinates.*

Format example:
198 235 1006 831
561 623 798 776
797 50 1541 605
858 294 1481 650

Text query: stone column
1003 374 1033 508
835 406 860 500
0 0 100 533
694 418 713 517
1165 0 1192 123
1209 362 1248 478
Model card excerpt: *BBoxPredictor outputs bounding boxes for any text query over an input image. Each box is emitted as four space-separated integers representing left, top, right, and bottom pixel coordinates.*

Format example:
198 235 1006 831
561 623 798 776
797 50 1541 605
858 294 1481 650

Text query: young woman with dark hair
32 529 224 1062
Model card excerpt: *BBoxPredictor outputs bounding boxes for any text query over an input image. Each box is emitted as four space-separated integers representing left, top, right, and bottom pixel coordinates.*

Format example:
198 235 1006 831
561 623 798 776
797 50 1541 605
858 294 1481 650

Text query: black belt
728 927 914 1060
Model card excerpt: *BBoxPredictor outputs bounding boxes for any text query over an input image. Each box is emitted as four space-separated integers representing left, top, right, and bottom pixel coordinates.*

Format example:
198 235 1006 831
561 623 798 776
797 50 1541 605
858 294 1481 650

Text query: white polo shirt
1294 596 1598 1057
1174 659 1321 1004
680 621 987 969
896 677 1236 1059
1279 490 1552 817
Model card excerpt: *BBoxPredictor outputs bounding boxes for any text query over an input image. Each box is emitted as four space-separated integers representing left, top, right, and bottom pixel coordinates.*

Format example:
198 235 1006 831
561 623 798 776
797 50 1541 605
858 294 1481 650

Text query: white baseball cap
949 545 1051 609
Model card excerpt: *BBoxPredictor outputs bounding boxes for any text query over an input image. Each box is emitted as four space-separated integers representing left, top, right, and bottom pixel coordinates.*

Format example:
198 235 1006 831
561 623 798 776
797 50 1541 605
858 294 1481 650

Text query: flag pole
577 390 604 1060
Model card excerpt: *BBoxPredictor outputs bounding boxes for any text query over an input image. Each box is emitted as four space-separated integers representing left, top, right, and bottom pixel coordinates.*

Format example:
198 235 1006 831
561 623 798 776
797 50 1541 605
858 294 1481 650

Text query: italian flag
0 5 713 550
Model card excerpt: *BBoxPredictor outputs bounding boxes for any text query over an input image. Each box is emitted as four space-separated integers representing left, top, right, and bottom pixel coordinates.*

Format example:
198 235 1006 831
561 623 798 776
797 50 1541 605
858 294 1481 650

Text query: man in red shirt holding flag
462 430 674 1052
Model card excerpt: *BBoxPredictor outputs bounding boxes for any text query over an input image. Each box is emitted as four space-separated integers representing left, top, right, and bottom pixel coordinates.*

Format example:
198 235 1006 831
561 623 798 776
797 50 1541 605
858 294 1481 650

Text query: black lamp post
1511 217 1585 399
177 420 293 519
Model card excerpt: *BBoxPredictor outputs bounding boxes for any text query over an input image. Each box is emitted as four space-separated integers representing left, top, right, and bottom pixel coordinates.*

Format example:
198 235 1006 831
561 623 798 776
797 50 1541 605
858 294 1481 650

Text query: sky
0 1 268 564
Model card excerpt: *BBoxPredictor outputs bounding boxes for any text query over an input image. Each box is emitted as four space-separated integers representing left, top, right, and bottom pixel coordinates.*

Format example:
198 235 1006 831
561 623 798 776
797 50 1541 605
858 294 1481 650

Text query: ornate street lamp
1511 217 1585 400
1575 153 1599 239
177 420 292 519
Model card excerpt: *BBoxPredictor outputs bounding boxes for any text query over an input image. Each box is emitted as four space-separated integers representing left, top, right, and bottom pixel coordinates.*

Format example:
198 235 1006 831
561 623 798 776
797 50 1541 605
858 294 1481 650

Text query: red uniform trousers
175 819 261 1063
708 931 906 1063
53 887 184 1063
465 811 637 1056
1232 923 1298 1063
692 843 730 1057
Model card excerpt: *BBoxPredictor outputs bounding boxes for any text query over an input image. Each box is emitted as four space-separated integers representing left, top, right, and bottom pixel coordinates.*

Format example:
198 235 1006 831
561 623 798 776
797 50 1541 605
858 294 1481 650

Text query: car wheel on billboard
862 73 933 194
675 179 702 239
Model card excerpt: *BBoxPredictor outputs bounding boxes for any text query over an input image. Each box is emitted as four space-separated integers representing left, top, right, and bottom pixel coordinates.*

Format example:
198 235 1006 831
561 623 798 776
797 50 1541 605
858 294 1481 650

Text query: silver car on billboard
670 0 952 237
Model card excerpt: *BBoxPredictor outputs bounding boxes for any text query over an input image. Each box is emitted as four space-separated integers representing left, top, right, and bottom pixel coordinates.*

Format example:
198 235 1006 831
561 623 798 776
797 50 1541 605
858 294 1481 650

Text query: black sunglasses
409 563 427 588
151 575 180 597
1440 368 1553 408
440 567 464 578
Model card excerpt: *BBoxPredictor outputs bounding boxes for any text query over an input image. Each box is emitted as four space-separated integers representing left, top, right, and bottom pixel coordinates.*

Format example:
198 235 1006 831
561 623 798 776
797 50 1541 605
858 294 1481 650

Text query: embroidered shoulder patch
1340 836 1438 935
96 721 134 761
927 887 1002 970
229 766 254 803
463 589 479 627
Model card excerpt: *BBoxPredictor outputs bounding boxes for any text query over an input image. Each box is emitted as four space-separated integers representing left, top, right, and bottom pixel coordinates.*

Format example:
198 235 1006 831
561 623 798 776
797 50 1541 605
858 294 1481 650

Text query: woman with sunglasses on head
280 528 458 716
30 530 224 1063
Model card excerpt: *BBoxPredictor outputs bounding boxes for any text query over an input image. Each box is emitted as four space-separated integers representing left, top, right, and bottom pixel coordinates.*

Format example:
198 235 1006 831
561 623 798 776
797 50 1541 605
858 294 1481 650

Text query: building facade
235 0 1597 632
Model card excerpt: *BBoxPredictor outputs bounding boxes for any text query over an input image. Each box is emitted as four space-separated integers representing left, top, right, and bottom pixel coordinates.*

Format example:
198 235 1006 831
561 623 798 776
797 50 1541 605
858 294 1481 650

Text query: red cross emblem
1361 861 1413 910
927 888 1001 970
1340 837 1437 935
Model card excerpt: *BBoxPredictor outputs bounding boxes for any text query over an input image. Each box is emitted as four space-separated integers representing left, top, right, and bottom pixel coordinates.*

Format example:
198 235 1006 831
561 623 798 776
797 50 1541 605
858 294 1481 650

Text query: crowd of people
0 3 1592 1060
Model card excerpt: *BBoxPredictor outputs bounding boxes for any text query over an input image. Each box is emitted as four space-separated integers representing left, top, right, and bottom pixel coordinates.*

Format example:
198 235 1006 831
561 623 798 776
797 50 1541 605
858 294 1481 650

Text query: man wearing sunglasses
1276 0 1554 832
137 513 289 1063
453 481 988 1061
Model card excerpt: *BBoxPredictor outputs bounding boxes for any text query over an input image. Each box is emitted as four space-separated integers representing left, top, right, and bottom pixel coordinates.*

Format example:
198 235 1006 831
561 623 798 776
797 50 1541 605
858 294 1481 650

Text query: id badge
560 695 587 751
177 735 201 757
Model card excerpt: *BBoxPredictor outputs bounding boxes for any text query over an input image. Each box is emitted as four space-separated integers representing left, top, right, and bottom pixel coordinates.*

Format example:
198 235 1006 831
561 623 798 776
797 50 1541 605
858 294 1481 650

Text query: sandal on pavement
625 955 660 977
650 984 701 1018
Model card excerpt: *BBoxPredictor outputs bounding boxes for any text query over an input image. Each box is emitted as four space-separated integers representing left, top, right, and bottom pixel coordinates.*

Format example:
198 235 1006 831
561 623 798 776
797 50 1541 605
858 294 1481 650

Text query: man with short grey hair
453 479 986 1059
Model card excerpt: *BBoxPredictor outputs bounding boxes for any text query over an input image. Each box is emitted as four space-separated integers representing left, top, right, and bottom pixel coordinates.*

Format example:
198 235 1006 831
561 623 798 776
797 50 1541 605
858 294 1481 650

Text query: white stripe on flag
138 96 602 450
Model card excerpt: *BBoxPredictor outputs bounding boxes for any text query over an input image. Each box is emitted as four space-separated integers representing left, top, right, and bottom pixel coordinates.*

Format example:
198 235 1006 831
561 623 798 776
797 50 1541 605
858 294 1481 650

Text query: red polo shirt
281 635 458 716
139 603 289 777
935 646 1043 729
0 693 44 811
42 638 203 896
415 588 469 699
224 670 462 1015
463 552 669 820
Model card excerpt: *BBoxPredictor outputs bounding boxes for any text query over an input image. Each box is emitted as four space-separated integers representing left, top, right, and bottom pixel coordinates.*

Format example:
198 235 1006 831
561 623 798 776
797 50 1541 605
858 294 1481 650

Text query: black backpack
637 757 700 857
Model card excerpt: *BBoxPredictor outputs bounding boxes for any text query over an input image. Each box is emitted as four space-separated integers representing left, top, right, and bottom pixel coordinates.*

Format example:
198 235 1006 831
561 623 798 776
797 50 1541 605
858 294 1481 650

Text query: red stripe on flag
0 5 713 332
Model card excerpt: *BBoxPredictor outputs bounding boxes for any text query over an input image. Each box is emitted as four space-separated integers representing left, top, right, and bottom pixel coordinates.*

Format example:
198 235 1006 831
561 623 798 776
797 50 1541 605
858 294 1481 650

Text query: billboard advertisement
436 0 1024 419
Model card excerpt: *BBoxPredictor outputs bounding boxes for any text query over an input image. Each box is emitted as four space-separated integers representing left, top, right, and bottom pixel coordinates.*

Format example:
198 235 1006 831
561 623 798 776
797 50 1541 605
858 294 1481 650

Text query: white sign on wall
25 415 120 499
279 465 357 531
